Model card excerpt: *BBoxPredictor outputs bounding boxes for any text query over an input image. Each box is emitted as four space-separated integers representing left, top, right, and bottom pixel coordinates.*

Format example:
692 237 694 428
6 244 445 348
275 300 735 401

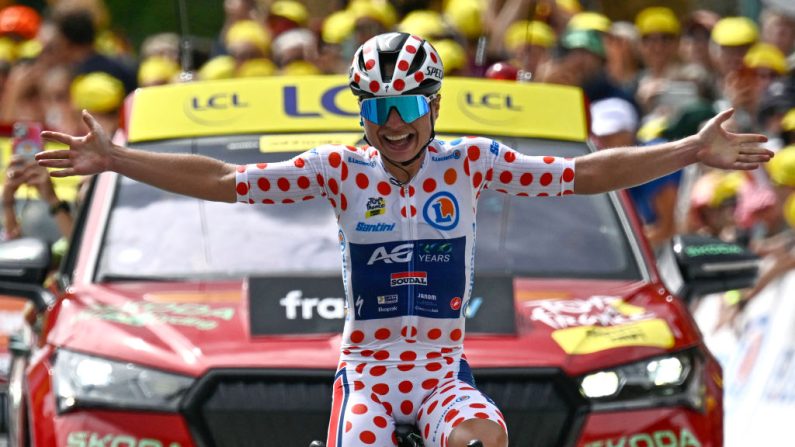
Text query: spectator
500 20 556 81
137 56 180 87
604 21 641 95
760 8 795 57
70 71 125 135
679 10 719 73
633 6 683 113
431 39 468 75
711 17 761 133
271 28 318 70
266 0 309 39
317 10 355 74
348 0 398 47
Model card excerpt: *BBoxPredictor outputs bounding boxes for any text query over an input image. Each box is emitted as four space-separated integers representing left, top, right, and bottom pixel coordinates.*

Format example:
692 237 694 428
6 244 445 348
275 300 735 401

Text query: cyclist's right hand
37 110 113 178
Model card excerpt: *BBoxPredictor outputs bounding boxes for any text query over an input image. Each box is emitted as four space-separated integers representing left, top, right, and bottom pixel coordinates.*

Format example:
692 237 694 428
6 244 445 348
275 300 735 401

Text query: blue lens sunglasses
360 95 436 125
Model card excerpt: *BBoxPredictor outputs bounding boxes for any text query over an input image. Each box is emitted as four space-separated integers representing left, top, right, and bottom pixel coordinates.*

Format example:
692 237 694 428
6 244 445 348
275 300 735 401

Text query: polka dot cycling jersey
236 136 575 360
236 137 574 445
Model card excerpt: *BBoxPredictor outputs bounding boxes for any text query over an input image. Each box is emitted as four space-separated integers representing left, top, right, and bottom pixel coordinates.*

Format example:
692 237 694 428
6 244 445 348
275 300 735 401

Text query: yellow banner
127 76 587 143
551 319 675 355
259 133 363 153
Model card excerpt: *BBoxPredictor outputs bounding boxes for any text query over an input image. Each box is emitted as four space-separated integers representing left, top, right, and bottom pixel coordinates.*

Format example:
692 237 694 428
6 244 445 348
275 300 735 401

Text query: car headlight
53 349 194 413
577 350 705 411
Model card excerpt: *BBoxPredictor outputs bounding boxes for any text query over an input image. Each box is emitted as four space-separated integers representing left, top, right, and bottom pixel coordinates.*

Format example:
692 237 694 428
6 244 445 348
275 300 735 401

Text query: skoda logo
423 191 459 231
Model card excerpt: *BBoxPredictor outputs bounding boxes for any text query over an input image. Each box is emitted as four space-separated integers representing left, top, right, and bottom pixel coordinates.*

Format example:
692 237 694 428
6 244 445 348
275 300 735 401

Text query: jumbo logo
283 85 358 118
458 91 523 125
185 92 249 125
423 191 459 230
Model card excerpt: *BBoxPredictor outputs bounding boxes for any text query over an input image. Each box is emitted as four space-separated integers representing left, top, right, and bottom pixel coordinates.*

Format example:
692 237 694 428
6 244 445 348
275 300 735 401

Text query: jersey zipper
404 184 416 318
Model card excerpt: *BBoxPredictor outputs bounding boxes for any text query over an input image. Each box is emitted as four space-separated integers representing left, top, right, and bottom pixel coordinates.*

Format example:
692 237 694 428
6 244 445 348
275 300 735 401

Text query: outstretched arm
574 109 773 195
36 111 238 203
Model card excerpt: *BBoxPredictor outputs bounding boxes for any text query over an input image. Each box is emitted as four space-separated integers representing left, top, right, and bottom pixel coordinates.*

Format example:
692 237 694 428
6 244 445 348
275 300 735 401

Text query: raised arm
36 111 238 203
574 109 773 195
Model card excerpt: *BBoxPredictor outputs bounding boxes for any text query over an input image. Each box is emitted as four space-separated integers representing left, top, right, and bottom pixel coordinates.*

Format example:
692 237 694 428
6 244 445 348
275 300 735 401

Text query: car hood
49 278 699 377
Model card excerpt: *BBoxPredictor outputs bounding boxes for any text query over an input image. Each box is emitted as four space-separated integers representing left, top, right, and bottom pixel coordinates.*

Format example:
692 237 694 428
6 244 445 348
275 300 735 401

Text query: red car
0 76 757 446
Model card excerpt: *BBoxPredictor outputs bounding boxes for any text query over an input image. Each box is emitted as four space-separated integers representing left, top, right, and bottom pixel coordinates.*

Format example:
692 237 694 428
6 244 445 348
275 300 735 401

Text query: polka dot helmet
349 32 444 98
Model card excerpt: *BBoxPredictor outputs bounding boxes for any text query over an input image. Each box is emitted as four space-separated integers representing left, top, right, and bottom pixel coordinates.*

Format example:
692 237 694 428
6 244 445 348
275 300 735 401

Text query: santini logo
356 222 395 232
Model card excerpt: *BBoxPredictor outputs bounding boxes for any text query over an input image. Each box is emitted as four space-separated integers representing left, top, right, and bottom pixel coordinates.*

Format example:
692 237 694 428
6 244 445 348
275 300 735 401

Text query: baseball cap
431 39 466 74
71 72 125 114
744 43 787 75
784 108 795 132
561 28 605 58
226 20 271 55
568 12 611 33
138 56 179 86
198 55 236 80
238 58 277 77
397 10 445 39
269 1 308 27
711 17 758 47
444 0 483 40
590 98 638 136
348 0 398 29
767 145 795 186
322 10 355 45
504 20 556 51
635 6 681 36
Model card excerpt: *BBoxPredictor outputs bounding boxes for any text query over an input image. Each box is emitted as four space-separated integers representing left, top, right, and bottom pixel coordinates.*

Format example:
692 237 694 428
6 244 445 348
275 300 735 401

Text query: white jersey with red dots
235 137 575 446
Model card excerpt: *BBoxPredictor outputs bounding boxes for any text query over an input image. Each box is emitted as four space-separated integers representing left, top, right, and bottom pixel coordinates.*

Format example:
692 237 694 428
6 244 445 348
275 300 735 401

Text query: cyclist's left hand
695 108 772 170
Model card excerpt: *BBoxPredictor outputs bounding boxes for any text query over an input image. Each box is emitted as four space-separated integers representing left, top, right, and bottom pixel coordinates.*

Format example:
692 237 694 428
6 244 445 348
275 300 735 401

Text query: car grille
181 369 586 447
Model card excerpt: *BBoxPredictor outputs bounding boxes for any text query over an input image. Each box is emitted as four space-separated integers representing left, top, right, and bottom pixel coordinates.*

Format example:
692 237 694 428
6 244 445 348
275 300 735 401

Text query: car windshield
95 135 641 281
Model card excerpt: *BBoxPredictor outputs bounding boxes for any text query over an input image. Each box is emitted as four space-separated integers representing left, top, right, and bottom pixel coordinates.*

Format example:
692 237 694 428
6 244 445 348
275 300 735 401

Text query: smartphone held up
11 121 43 160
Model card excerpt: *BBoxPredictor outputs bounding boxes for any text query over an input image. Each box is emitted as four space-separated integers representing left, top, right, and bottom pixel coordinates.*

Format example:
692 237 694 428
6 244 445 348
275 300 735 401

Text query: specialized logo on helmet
423 191 459 230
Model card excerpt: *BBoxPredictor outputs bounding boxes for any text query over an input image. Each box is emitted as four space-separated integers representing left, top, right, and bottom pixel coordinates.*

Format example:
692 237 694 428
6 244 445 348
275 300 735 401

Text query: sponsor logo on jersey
377 294 399 305
390 271 428 287
423 191 459 230
426 66 443 80
367 243 413 265
417 241 453 263
347 156 376 168
365 197 386 218
431 150 461 162
279 290 345 320
489 140 500 156
356 222 396 232
450 297 462 310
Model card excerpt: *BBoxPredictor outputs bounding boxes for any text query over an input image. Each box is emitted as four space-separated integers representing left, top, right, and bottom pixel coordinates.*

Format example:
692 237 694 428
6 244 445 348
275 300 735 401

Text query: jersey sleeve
468 138 575 197
235 146 333 204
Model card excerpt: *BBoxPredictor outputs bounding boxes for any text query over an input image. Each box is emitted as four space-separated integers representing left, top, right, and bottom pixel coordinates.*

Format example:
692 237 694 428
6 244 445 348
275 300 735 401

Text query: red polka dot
383 402 393 416
430 52 437 63
378 181 391 196
563 167 574 182
440 384 456 394
353 403 368 414
236 165 246 173
399 381 413 393
277 178 290 191
373 383 389 395
400 351 417 361
442 395 456 407
370 365 387 376
486 168 494 182
329 152 342 168
444 409 460 423
257 178 270 191
375 328 391 340
423 178 437 193
399 186 415 197
409 206 416 217
428 328 442 339
328 178 339 195
261 199 274 204
360 430 376 444
369 81 380 92
470 403 487 409
406 46 417 54
317 174 325 186
329 198 337 208
422 378 439 390
414 71 424 82
397 364 414 372
294 158 305 168
374 350 389 360
282 199 294 204
340 194 348 211
354 380 365 390
444 168 458 185
346 145 358 152
544 156 555 164
468 145 480 161
563 189 574 195
540 173 553 186
426 362 442 372
401 400 414 415
428 401 439 413
346 421 352 432
401 326 417 337
365 59 376 70
450 329 462 341
354 73 361 83
427 351 441 359
473 172 483 188
401 207 407 218
236 182 248 195
424 424 431 438
356 363 366 374
361 350 373 357
356 173 370 189
505 151 516 163
374 416 388 428
520 173 533 186
499 171 513 184
393 79 405 91
398 60 409 71
475 412 490 419
255 163 267 169
294 176 309 189
350 330 364 343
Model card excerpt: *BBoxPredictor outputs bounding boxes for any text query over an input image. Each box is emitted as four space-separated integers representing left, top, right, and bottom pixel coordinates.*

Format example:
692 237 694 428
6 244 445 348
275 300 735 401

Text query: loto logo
423 192 459 230
368 243 413 265
450 297 462 310
279 290 345 320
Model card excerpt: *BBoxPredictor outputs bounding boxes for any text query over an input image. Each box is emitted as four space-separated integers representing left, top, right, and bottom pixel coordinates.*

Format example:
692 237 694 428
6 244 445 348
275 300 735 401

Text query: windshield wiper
97 273 189 283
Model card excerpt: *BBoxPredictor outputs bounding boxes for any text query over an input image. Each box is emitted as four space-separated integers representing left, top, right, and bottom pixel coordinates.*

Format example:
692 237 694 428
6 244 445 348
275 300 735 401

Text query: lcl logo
458 91 523 125
185 92 249 125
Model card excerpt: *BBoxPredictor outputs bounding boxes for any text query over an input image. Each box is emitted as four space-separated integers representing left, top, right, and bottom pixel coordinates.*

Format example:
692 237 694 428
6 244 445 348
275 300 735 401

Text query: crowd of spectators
1 0 795 321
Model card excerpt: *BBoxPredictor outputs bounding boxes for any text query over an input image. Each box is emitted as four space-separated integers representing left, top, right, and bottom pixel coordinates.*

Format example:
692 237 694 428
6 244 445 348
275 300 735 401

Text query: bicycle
309 423 484 446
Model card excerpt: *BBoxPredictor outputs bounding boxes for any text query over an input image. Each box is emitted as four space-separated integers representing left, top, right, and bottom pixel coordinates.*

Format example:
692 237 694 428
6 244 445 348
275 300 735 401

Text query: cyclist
37 32 771 447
